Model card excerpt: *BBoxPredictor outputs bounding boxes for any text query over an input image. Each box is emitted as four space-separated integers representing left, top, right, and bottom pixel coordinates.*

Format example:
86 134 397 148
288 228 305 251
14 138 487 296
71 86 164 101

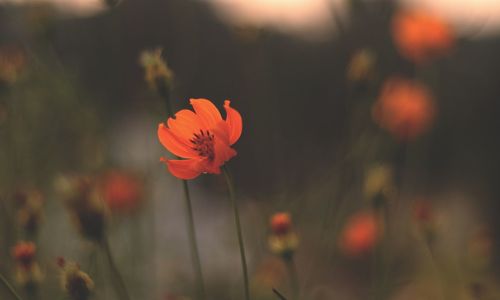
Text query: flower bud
12 241 36 270
139 48 173 96
13 188 44 235
270 212 292 235
347 49 376 82
11 241 43 287
268 212 299 258
56 175 107 242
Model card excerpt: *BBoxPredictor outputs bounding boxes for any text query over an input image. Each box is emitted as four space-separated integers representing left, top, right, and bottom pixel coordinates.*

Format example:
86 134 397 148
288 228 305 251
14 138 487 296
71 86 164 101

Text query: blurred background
1 0 500 299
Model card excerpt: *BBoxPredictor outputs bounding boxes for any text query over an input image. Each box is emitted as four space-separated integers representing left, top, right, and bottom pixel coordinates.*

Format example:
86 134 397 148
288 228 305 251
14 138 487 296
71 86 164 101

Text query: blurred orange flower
392 9 454 63
100 170 143 213
339 211 381 257
372 78 436 140
158 99 243 179
12 241 36 270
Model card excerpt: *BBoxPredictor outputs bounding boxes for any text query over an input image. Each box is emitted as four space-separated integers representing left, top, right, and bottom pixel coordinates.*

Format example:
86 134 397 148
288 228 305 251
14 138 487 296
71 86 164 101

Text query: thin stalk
284 256 299 300
159 82 206 300
181 180 206 300
0 273 23 300
222 165 250 300
273 288 288 300
101 238 131 300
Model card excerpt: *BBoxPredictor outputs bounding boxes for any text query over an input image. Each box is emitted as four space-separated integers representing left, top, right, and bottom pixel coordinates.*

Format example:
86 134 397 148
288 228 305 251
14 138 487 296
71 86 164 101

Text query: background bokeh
1 0 500 299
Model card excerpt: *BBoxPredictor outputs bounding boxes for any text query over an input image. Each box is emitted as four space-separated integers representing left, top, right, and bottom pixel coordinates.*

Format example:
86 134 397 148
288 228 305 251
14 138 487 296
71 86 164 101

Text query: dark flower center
190 130 215 161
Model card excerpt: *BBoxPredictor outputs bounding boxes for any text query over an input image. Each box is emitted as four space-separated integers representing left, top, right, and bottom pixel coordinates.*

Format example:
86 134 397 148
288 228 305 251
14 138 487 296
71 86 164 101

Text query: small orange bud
12 241 36 270
270 212 292 235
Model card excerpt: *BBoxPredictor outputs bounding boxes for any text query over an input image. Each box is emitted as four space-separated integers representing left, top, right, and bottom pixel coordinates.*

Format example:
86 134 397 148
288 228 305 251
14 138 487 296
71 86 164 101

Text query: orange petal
163 158 204 180
224 100 242 145
212 121 230 145
167 109 203 140
158 123 197 158
212 138 237 171
190 98 223 129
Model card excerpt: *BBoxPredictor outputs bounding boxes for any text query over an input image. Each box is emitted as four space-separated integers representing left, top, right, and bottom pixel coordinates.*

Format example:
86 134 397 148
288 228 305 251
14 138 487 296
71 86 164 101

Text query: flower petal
158 123 197 158
167 109 203 140
224 100 242 145
162 158 204 180
211 138 237 172
190 98 223 129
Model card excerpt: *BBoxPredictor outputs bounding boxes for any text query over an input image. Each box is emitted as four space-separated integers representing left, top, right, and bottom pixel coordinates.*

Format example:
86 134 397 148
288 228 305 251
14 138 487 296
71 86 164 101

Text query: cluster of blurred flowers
3 168 144 298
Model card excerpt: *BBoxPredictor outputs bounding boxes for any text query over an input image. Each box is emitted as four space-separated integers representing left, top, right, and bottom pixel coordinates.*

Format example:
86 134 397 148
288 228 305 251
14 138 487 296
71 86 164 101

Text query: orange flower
373 78 436 140
392 9 454 63
339 211 381 257
270 212 292 236
158 99 242 179
12 241 36 270
100 170 143 213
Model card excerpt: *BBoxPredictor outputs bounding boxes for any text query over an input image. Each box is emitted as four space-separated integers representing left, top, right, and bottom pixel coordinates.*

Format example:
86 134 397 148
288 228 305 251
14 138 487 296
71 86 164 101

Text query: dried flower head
339 211 381 257
139 48 173 92
59 260 95 300
392 9 454 63
364 164 397 209
13 188 44 235
347 49 376 82
56 175 107 241
268 232 299 258
373 77 436 140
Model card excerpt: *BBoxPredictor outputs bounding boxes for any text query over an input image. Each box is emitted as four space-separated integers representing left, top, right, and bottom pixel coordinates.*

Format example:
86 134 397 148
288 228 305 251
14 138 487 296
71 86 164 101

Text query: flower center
190 130 215 161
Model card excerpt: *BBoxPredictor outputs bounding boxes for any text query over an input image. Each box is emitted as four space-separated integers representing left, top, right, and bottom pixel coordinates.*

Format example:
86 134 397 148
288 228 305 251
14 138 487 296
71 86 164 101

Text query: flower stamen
190 129 215 161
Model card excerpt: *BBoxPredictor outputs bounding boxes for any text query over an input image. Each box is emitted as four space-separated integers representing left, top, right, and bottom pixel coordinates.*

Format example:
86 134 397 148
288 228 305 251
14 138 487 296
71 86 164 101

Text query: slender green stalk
101 238 131 300
181 180 206 300
284 257 299 300
0 273 23 300
273 288 288 300
222 165 250 300
159 82 206 300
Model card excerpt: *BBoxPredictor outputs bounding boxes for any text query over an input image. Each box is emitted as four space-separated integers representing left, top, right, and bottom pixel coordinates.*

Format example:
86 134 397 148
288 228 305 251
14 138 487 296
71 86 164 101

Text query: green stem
0 273 23 300
273 288 288 300
182 180 206 300
222 165 250 300
159 81 206 300
101 238 131 300
284 256 299 300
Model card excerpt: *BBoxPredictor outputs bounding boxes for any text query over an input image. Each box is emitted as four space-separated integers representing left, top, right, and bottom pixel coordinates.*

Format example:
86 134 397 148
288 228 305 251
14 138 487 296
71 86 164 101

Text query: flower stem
0 273 23 300
273 288 288 300
101 238 131 300
222 165 250 300
159 81 206 300
181 180 206 300
284 256 299 300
